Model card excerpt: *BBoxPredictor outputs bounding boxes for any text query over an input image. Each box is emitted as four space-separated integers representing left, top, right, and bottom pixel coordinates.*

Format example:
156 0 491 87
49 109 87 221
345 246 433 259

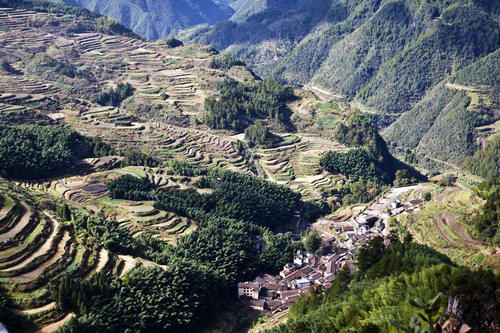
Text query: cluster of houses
390 199 423 215
238 196 424 312
237 248 358 312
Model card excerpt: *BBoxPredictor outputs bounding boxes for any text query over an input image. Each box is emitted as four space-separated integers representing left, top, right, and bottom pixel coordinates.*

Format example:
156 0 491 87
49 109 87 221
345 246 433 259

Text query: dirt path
0 202 31 242
433 218 460 247
84 248 109 279
435 188 460 203
307 85 345 100
118 255 136 277
2 213 59 272
36 313 73 333
445 82 485 92
14 302 55 315
12 231 70 283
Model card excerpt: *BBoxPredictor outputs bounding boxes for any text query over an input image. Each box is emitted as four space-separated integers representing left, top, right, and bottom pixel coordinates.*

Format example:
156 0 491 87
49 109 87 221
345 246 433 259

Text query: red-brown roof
238 282 261 289
280 289 300 298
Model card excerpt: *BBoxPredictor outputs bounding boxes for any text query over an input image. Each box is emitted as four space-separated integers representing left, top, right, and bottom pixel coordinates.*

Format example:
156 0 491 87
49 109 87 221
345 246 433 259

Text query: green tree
303 230 322 254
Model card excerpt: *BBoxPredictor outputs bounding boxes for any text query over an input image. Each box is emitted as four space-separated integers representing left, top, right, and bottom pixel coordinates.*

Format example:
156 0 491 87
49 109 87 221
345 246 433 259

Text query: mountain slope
51 0 234 40
180 0 500 170
230 0 312 23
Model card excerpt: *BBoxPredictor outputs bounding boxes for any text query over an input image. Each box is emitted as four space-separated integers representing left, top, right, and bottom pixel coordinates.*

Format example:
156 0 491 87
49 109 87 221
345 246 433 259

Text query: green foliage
210 54 246 70
451 48 500 86
0 123 118 179
321 117 422 189
244 123 281 148
29 53 77 78
154 168 301 228
390 293 443 333
364 241 453 280
266 258 498 332
94 82 134 107
0 288 29 332
169 159 207 176
462 135 500 180
302 200 329 222
55 261 221 332
0 59 20 74
204 79 295 132
303 230 322 255
182 0 499 171
119 148 160 168
358 3 500 114
357 236 385 274
320 148 377 180
85 136 115 157
107 175 155 201
164 37 183 48
0 123 84 179
72 211 137 254
56 203 72 221
469 177 500 245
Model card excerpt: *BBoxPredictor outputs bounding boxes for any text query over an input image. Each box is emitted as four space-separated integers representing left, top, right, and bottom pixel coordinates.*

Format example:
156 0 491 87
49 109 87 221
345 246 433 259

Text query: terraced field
0 7 352 203
0 178 176 331
397 184 499 268
0 7 358 330
252 134 348 199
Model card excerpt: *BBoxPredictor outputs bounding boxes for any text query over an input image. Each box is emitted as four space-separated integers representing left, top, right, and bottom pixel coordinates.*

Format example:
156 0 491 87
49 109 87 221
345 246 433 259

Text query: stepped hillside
180 0 500 171
0 0 422 203
0 2 499 332
49 0 235 40
0 5 411 331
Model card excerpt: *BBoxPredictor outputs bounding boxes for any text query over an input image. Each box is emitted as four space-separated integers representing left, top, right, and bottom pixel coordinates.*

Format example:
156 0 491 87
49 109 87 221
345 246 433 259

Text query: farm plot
398 185 498 268
0 179 170 330
254 134 347 200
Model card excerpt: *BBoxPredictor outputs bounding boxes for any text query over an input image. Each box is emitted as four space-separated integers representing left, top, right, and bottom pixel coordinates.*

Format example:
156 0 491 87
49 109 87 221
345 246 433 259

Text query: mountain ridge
50 0 235 40
180 0 500 171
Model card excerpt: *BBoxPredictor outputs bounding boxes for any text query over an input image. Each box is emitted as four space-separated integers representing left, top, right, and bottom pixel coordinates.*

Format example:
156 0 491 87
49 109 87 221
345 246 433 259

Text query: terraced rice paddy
398 185 498 268
254 134 348 199
0 179 171 331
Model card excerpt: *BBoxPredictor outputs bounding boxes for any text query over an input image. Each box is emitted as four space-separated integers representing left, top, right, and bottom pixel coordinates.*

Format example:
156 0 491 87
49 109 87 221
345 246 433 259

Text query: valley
0 1 498 333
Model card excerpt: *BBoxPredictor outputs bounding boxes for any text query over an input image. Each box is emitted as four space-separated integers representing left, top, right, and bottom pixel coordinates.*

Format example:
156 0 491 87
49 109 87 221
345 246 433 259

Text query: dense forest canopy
244 123 281 148
56 166 299 332
0 123 88 179
108 166 302 228
0 123 160 179
204 79 295 132
320 116 423 187
469 177 500 246
462 135 500 180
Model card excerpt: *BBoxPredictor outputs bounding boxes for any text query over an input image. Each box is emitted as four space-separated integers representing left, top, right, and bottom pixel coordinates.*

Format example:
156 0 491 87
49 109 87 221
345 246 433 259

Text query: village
237 185 424 312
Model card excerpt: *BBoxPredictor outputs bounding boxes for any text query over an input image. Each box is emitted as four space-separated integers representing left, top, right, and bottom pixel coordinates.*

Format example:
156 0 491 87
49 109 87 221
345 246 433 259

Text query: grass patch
120 167 147 178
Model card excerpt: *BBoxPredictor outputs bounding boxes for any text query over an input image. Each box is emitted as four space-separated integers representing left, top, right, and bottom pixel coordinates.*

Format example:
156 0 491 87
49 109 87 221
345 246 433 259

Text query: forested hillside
50 0 235 40
181 0 500 170
0 1 498 332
